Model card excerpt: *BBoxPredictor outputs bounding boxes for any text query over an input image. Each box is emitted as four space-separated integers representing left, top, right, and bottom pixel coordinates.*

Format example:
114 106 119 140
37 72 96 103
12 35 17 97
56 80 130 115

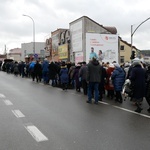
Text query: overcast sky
0 0 150 54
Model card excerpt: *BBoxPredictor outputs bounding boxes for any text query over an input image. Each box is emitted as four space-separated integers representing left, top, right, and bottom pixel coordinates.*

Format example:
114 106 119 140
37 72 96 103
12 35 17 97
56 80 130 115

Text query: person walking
105 63 115 100
34 60 42 82
59 62 69 90
129 61 146 113
145 65 150 112
29 60 36 81
79 61 88 95
111 63 126 103
42 58 49 84
68 63 75 88
73 63 82 92
48 61 57 86
86 57 102 104
13 61 19 76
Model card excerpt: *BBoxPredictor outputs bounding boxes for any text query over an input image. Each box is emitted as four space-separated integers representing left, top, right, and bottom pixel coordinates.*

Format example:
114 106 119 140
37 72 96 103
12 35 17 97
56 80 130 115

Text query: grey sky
0 0 150 54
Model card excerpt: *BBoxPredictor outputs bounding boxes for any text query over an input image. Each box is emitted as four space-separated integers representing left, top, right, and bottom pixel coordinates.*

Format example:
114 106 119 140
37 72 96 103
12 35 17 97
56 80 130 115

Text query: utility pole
131 17 150 58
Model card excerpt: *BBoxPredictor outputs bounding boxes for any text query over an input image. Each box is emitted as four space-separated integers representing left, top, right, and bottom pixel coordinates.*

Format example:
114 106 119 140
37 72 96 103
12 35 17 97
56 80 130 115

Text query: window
120 56 124 63
120 45 124 50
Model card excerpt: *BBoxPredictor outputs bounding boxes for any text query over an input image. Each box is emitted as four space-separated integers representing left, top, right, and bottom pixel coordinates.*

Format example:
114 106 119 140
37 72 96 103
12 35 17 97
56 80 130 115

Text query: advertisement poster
75 52 83 65
58 44 68 60
86 33 118 63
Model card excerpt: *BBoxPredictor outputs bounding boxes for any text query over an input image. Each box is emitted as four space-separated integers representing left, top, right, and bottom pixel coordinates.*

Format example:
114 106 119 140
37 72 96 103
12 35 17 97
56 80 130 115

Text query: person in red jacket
105 63 115 100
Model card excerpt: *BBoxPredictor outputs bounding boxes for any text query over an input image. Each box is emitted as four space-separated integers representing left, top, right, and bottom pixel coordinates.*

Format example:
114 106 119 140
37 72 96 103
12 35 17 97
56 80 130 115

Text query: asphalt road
0 71 150 150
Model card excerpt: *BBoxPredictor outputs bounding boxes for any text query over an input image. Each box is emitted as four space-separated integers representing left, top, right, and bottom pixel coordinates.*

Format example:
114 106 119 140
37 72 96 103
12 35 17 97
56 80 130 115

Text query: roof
103 26 117 34
9 48 21 54
119 37 138 50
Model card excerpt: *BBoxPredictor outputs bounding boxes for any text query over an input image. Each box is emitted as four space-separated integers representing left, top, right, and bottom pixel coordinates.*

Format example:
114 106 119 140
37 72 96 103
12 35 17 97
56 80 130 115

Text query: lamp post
131 17 150 55
23 14 35 55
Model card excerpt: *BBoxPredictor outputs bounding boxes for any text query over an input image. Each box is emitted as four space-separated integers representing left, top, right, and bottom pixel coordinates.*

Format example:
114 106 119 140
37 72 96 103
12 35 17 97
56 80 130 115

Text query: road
0 71 150 150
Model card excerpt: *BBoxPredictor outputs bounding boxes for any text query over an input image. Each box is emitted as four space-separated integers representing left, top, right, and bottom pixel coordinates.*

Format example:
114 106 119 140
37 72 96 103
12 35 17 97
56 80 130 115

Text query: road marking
71 93 81 96
98 101 150 119
3 100 13 105
139 113 150 119
25 125 48 142
112 105 150 119
0 94 5 98
12 110 25 118
99 101 110 105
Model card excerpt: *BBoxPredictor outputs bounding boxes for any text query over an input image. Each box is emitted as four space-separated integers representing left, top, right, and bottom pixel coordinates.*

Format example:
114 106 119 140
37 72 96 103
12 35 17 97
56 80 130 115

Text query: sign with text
86 33 118 63
58 44 68 60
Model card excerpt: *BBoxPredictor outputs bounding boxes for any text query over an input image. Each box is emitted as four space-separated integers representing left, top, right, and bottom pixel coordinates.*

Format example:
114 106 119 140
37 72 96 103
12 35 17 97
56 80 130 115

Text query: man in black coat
86 57 102 104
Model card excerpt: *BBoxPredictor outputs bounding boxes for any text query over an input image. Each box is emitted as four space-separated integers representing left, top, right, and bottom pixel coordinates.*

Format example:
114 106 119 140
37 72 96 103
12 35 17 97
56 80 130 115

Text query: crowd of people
1 56 150 114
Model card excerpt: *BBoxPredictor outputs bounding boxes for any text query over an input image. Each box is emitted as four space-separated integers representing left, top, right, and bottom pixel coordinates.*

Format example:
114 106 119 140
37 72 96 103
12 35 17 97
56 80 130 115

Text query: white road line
112 105 150 119
71 93 81 96
12 110 25 118
98 101 150 119
139 113 150 119
25 125 48 142
3 100 13 105
0 94 5 98
99 101 110 105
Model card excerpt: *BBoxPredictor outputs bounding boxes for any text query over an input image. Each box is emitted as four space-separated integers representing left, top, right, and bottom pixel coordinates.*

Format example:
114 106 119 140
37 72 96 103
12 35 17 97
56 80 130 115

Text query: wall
21 42 45 61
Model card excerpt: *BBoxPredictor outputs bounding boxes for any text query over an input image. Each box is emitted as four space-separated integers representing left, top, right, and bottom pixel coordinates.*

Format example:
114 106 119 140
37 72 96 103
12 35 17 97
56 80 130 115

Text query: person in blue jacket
111 63 125 103
59 61 69 90
42 58 49 84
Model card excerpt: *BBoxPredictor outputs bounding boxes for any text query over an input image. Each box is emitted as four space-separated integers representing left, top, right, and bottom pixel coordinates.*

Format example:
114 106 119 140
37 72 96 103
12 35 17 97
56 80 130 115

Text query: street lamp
131 17 150 55
23 14 35 55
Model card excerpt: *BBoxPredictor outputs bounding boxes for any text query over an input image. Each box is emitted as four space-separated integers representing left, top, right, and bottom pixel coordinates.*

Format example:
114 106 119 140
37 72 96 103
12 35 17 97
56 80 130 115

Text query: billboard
70 20 82 52
86 33 118 63
58 44 68 60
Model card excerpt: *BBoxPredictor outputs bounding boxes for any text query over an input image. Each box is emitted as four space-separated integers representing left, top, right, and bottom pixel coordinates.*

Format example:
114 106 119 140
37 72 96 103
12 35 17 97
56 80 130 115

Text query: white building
7 48 21 61
21 42 45 61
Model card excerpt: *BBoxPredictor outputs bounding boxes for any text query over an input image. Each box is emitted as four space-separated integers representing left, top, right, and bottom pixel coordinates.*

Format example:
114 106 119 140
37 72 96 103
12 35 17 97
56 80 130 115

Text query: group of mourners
2 56 150 113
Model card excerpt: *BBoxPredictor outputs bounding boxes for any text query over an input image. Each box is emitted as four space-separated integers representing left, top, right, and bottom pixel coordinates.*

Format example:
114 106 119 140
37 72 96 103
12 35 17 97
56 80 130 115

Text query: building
69 16 118 63
21 42 45 61
7 48 21 62
45 16 140 64
138 50 150 63
0 54 7 62
45 28 70 62
119 38 138 64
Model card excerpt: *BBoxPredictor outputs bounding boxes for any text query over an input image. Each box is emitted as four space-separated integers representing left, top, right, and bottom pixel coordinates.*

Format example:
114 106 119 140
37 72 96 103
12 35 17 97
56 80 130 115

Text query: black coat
129 64 146 99
48 62 57 79
34 63 42 75
87 60 102 83
146 69 150 99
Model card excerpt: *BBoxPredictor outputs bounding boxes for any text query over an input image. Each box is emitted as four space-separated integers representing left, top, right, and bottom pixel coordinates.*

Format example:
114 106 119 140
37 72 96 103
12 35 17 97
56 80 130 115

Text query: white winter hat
132 57 140 62
109 63 114 68
113 63 120 68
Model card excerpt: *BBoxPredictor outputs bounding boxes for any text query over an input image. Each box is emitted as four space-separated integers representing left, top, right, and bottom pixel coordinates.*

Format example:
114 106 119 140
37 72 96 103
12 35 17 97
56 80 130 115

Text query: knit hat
132 58 141 66
109 63 114 68
113 63 120 68
132 61 141 67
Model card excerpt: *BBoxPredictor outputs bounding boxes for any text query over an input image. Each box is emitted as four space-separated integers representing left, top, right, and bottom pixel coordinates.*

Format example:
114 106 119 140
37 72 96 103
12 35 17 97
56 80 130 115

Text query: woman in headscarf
111 63 126 103
129 61 146 113
59 61 69 90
